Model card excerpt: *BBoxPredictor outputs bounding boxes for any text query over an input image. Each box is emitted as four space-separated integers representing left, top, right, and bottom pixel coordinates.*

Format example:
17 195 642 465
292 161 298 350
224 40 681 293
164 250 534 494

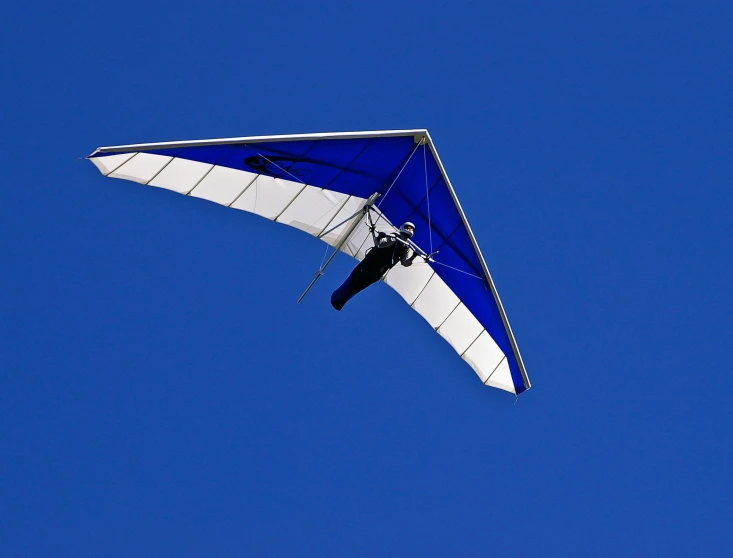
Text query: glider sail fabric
88 130 530 395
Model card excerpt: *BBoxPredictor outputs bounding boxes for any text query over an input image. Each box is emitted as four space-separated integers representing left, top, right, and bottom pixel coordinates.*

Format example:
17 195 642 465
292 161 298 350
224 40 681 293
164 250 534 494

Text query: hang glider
88 130 530 395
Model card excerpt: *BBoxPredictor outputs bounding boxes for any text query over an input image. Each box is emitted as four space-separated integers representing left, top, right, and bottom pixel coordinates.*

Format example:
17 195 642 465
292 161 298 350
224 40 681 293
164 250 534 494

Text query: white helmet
399 222 415 238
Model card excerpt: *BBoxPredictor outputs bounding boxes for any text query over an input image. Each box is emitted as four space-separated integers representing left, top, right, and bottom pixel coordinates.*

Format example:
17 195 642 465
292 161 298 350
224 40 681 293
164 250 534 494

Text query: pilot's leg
330 260 382 311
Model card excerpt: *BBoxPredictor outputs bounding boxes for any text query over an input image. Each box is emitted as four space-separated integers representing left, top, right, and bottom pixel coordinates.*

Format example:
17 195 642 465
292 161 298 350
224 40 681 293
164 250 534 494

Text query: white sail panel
277 187 349 236
384 261 434 305
91 153 136 176
230 174 304 220
462 331 505 384
484 358 514 392
437 303 484 356
412 274 460 329
109 153 172 184
150 158 213 194
190 165 258 206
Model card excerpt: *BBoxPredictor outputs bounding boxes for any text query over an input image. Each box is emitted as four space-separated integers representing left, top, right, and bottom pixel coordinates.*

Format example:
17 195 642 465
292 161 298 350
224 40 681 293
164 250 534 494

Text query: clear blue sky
2 1 732 556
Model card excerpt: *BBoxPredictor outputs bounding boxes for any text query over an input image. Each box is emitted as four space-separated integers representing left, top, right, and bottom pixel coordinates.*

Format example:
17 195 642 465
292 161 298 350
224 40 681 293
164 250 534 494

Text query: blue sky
2 1 732 556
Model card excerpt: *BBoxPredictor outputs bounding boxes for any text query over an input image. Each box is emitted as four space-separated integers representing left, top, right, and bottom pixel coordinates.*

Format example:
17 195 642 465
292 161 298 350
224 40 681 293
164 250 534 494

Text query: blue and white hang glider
88 130 530 395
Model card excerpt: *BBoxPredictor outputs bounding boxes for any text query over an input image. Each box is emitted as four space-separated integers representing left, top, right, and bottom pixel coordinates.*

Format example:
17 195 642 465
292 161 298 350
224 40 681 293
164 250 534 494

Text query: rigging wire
319 242 331 268
257 154 306 185
376 140 421 208
424 140 433 255
429 260 485 280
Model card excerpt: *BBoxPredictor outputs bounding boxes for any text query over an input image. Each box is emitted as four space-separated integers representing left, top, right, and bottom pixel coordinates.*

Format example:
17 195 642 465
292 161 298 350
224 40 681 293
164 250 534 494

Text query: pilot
331 222 418 311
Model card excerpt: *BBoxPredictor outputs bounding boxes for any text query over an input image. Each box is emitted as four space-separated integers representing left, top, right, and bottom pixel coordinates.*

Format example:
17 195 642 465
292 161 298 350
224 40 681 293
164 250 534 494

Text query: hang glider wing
88 130 530 395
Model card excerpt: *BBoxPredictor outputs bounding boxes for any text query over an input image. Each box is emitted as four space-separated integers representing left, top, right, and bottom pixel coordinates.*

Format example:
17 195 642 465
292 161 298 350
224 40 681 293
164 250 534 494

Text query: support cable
424 140 434 255
370 140 422 231
429 260 485 280
257 154 306 185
